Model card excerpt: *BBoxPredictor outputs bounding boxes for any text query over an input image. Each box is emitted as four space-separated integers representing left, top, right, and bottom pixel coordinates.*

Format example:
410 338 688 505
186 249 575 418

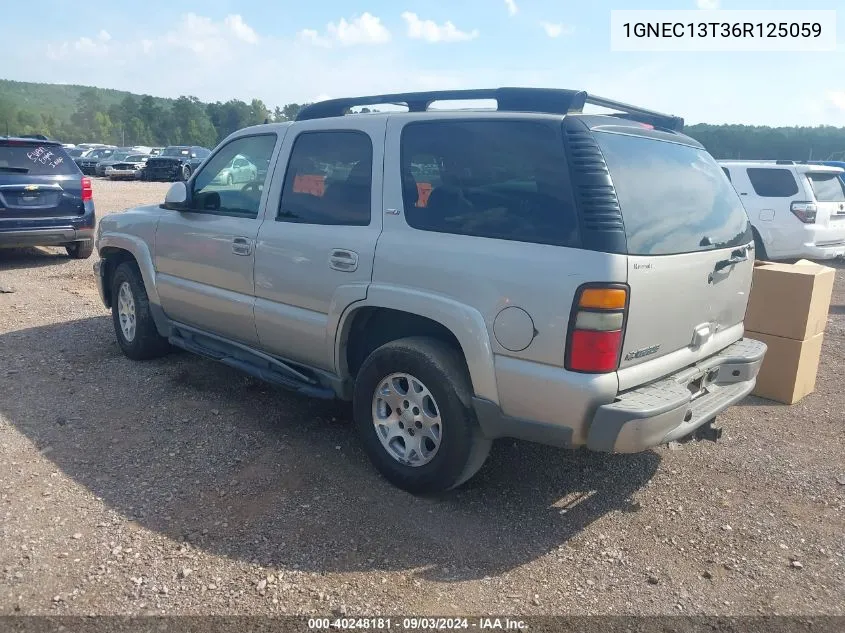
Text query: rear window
746 168 799 197
595 132 751 256
0 144 79 176
400 120 579 247
805 172 845 202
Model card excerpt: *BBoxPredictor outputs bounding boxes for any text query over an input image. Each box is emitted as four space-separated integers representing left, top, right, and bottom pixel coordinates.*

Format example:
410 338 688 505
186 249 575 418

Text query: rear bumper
586 338 767 453
473 337 766 453
0 226 94 248
796 241 845 260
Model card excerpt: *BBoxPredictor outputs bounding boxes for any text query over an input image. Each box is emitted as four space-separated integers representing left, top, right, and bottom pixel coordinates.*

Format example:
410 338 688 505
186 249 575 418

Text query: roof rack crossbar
294 87 684 131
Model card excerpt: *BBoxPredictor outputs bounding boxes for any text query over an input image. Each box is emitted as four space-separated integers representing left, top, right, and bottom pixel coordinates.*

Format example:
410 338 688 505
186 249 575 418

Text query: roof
0 136 62 146
294 87 685 132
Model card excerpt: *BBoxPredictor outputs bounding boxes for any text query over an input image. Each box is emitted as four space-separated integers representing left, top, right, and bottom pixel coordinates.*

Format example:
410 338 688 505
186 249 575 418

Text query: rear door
0 141 86 223
252 117 386 371
593 130 754 390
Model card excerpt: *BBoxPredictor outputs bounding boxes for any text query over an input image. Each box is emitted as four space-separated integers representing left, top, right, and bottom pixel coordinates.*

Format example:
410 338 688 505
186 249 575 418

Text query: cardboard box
746 330 824 404
744 260 835 341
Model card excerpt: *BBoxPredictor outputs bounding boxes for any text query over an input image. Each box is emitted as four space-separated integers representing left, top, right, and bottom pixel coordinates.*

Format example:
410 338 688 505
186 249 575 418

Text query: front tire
66 240 94 259
352 337 492 494
181 164 192 181
110 261 170 361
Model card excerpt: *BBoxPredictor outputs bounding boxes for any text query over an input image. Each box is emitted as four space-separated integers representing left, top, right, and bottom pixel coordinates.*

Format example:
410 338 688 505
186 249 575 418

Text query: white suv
719 160 845 260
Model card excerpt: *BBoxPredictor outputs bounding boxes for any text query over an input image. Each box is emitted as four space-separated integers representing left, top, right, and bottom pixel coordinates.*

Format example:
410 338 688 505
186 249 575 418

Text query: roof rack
295 87 684 131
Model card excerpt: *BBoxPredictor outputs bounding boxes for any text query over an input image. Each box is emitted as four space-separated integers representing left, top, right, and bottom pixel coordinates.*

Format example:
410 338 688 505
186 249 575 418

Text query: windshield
124 155 148 162
67 148 85 158
806 172 845 202
109 152 131 161
0 143 79 175
162 147 190 157
595 131 752 255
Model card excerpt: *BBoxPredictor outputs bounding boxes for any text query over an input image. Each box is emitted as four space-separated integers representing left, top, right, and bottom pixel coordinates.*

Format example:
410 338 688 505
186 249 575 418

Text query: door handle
232 236 253 256
713 247 748 273
329 249 359 272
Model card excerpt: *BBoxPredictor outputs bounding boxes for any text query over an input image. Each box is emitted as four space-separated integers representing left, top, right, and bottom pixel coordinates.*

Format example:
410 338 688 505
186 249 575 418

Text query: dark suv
142 146 211 182
0 137 96 259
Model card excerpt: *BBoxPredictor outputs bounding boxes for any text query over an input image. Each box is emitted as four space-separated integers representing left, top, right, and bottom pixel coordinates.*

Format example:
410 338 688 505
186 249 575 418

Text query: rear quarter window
746 168 799 197
595 132 751 256
805 172 845 202
0 144 79 176
400 120 580 248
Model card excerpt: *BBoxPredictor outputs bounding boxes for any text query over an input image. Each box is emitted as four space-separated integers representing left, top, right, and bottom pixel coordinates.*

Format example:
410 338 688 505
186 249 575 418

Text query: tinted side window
278 131 372 226
191 134 277 219
400 121 579 247
722 167 732 182
746 168 799 197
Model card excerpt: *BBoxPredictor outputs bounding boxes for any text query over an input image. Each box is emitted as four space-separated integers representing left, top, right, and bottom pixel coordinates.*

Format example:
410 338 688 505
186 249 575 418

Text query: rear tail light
81 176 93 202
566 285 628 373
790 201 817 224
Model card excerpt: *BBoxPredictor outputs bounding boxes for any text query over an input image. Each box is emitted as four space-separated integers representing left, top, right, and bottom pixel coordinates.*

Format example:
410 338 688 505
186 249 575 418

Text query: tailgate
592 129 755 389
622 246 753 371
804 170 845 231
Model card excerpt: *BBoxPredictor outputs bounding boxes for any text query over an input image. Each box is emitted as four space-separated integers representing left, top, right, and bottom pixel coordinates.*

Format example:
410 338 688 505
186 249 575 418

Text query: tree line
1 87 308 148
2 83 845 160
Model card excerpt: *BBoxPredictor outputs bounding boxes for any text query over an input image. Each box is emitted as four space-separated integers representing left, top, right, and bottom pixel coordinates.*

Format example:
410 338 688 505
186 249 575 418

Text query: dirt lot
0 178 843 617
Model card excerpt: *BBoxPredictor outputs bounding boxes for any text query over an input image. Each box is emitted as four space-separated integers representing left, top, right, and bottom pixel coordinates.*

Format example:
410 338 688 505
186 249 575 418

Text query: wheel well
344 308 467 381
750 225 767 259
99 247 138 307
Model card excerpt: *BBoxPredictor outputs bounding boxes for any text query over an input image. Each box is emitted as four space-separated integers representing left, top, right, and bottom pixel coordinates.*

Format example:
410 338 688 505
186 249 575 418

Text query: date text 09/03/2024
307 617 528 630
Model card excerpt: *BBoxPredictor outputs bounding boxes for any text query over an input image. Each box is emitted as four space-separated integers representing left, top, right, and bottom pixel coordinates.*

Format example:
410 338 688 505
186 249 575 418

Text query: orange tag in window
293 174 325 197
416 182 433 207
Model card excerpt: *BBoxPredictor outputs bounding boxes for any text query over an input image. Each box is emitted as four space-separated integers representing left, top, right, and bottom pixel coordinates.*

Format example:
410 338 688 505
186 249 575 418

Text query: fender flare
332 284 500 405
97 233 160 306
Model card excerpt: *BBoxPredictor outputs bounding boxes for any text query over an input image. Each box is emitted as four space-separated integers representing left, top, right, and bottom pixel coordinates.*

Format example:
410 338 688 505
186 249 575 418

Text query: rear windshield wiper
0 166 30 173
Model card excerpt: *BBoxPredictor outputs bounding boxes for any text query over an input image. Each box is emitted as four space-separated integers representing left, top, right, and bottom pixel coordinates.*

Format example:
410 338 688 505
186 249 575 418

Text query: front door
154 132 281 346
252 117 386 371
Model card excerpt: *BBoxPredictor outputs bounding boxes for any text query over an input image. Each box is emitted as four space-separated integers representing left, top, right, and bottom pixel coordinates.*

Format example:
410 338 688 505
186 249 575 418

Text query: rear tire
66 240 94 259
110 261 171 361
352 336 492 494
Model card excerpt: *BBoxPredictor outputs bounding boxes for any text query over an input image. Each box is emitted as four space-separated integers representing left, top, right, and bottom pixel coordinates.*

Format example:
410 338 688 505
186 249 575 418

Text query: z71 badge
625 345 661 361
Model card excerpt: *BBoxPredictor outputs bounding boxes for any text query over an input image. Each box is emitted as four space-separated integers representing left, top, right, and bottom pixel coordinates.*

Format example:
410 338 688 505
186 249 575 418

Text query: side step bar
168 324 336 400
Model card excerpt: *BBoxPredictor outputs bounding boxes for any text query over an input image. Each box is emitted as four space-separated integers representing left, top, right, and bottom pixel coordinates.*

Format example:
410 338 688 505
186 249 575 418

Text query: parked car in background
105 154 150 180
95 148 151 176
76 147 117 175
141 146 210 182
0 136 95 258
149 147 164 156
66 147 87 159
211 154 258 185
720 160 845 260
94 87 766 493
96 149 134 177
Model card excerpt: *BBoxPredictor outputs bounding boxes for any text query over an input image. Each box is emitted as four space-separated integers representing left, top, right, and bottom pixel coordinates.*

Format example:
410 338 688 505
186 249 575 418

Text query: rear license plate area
687 376 706 400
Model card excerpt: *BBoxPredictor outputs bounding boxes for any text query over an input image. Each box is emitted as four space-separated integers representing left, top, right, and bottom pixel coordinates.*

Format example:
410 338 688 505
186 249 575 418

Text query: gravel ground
0 178 843 617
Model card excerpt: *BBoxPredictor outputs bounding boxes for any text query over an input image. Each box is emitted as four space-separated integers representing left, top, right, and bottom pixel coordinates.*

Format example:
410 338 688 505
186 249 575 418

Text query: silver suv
93 88 767 493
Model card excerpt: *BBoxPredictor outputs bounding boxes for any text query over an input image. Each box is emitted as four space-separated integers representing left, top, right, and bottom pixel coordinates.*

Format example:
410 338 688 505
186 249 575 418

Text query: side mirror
164 181 188 210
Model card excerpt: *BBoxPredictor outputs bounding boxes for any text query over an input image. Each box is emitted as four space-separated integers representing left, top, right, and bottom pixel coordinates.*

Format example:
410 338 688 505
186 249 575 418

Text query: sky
1 0 844 126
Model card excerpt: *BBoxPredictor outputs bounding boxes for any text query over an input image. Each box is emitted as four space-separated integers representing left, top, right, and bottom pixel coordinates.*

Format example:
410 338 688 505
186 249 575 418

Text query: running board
168 325 335 400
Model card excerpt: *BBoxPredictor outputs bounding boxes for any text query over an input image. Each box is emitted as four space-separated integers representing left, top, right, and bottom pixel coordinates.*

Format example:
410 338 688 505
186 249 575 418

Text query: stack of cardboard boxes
744 259 836 404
